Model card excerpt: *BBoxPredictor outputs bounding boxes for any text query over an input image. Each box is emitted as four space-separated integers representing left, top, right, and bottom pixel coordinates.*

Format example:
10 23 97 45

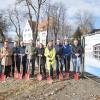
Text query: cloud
0 0 15 9
53 0 100 28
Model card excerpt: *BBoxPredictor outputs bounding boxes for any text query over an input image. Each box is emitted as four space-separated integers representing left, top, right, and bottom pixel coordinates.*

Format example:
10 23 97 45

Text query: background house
23 17 66 45
23 20 36 43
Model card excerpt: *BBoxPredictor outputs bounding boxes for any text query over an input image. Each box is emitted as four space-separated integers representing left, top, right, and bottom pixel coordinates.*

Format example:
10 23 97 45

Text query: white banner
85 33 100 77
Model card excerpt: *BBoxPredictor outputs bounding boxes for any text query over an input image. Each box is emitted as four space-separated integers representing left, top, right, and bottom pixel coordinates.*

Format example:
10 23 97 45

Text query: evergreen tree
73 27 82 40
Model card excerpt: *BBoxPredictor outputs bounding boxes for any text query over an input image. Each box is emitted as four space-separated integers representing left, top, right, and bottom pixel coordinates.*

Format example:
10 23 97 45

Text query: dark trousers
22 61 26 77
26 58 35 77
64 56 71 72
50 65 53 79
12 61 20 76
1 65 11 78
40 65 46 76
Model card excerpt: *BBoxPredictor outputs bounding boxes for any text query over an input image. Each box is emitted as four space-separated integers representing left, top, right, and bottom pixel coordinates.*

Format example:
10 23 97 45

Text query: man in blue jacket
63 38 71 73
55 39 64 78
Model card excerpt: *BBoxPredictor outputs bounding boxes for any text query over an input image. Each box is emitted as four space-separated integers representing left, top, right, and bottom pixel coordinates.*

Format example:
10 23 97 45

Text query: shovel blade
47 76 53 84
74 73 79 80
1 74 6 82
25 73 30 81
59 73 63 80
18 73 22 80
66 72 69 80
37 74 42 81
14 72 18 79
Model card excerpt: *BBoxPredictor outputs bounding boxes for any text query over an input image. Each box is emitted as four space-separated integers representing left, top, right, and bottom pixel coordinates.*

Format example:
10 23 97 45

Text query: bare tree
8 6 22 44
0 11 9 41
43 2 68 43
75 11 94 34
16 0 47 44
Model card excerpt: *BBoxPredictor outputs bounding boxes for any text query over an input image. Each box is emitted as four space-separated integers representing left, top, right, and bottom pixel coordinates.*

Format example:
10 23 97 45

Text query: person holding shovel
12 41 20 77
19 41 27 78
25 40 37 78
55 39 64 79
36 43 46 79
44 40 56 79
1 41 12 78
71 39 83 80
63 38 71 79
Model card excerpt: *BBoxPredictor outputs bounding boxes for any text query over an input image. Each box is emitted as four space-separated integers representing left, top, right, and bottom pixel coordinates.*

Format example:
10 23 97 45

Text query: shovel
58 57 63 81
47 71 53 84
14 54 18 79
65 55 69 80
25 57 30 81
47 67 53 84
18 54 22 80
74 56 79 80
37 55 42 81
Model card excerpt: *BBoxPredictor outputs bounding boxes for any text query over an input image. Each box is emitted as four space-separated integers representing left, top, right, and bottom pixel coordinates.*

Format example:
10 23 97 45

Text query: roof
28 20 36 32
93 43 100 47
38 17 54 32
28 17 54 32
90 29 100 33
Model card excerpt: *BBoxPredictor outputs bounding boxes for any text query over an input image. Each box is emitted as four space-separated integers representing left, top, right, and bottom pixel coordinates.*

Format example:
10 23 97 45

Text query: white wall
85 33 100 53
23 20 33 43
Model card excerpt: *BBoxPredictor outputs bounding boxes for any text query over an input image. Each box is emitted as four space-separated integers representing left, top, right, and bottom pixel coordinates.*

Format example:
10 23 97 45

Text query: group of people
0 38 83 80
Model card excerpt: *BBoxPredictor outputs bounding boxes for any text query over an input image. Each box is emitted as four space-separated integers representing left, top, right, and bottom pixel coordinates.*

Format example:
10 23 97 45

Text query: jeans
72 57 81 73
56 57 64 76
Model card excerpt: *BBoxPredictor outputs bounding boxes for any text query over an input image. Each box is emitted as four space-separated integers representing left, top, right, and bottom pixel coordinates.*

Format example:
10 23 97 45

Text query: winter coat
18 46 27 62
44 47 56 71
71 44 83 58
25 45 37 60
55 44 63 56
36 47 46 66
63 44 71 57
1 47 12 66
12 47 20 65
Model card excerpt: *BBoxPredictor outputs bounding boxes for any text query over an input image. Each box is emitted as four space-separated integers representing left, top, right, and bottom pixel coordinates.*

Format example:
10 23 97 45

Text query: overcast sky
0 0 100 38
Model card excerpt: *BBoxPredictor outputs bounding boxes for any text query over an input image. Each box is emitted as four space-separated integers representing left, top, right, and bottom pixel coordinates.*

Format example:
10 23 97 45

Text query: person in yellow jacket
44 40 56 79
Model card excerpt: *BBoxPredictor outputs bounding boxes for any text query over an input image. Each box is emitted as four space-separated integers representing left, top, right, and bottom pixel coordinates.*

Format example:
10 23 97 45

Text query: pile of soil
0 77 100 100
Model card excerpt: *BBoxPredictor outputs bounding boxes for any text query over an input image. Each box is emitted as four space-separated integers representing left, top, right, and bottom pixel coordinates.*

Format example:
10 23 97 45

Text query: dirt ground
0 75 100 100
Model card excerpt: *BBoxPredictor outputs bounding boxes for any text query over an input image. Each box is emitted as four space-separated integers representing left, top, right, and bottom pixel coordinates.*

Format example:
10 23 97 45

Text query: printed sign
85 33 100 77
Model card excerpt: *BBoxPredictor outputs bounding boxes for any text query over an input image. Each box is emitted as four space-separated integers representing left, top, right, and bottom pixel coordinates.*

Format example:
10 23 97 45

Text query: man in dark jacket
72 39 83 73
12 41 20 77
63 39 71 72
25 40 37 77
19 41 27 78
55 39 64 78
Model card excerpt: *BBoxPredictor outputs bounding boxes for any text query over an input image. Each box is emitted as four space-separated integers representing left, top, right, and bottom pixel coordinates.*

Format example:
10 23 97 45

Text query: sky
0 0 100 37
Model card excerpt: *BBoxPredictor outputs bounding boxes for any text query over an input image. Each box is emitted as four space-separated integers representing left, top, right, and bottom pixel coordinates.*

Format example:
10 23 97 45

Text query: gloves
49 60 52 62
